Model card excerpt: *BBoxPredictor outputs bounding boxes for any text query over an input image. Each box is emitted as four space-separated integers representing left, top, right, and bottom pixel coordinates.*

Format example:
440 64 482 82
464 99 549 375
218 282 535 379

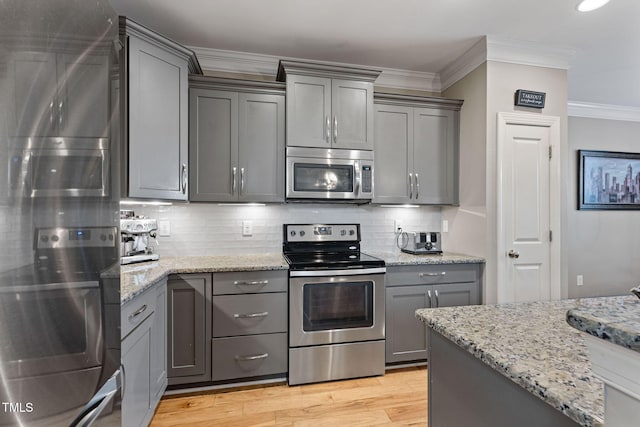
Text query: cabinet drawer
212 333 287 381
212 293 287 337
213 270 288 295
121 287 156 339
386 264 478 287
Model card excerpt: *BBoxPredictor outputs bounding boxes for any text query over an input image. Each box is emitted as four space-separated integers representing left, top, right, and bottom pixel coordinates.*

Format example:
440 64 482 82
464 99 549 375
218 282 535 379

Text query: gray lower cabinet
167 273 212 385
211 270 288 382
373 94 463 205
189 77 285 202
385 263 482 364
120 17 201 201
122 278 167 427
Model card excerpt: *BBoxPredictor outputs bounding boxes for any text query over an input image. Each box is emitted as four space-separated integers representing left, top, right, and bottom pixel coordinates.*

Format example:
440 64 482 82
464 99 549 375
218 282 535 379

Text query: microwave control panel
361 165 372 193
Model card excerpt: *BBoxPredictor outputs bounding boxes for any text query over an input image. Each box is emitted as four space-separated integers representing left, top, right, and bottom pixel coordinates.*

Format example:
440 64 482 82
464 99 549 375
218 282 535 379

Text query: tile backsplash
133 203 442 256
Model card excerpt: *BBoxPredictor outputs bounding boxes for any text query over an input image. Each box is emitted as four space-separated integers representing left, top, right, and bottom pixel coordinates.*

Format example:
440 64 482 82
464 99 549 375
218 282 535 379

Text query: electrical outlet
394 219 403 233
242 220 252 236
442 220 449 233
158 219 171 237
577 275 584 286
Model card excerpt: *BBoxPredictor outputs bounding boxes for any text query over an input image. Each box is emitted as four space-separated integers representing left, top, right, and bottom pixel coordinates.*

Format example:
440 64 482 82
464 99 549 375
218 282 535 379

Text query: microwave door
287 157 356 199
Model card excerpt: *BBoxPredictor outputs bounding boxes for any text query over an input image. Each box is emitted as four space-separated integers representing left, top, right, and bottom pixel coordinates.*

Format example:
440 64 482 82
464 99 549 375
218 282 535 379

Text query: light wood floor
150 366 427 427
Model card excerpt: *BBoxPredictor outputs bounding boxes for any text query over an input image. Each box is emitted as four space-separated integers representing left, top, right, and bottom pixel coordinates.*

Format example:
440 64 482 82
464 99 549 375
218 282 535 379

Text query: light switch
158 219 171 237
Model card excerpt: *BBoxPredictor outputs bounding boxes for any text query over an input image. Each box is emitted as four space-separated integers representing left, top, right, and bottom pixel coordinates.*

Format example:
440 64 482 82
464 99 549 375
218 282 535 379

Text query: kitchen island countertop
566 296 640 353
415 297 630 427
121 254 288 304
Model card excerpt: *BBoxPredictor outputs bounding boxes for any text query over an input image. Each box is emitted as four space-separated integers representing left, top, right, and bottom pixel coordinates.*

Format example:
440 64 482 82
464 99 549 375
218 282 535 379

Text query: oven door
289 269 385 347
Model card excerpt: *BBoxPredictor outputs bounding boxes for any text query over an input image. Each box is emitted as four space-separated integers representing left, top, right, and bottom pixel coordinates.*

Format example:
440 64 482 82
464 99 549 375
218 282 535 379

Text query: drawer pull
233 311 269 319
234 352 269 362
419 272 446 277
128 304 147 321
233 280 269 286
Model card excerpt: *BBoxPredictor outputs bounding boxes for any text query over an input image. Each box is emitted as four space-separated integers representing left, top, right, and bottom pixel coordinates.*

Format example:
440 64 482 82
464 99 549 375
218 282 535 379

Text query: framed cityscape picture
578 149 640 210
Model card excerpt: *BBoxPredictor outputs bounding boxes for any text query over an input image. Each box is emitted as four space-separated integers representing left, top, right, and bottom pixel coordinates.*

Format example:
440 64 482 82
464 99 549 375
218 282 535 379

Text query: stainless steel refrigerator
0 1 122 425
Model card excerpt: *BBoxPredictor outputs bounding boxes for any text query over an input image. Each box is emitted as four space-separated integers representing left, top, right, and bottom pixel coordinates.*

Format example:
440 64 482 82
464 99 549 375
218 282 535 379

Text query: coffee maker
120 210 160 265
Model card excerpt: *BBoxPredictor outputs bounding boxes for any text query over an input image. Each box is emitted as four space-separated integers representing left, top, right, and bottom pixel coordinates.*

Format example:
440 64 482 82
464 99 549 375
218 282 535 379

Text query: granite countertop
368 251 485 266
567 295 640 353
121 254 288 305
416 298 615 427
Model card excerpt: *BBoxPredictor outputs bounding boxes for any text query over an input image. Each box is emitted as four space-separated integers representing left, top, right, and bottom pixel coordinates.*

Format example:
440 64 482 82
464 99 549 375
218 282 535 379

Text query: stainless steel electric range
283 223 386 385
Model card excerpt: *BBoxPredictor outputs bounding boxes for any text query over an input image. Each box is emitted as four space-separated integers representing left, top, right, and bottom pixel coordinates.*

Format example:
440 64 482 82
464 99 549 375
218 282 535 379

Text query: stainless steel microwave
9 138 109 198
286 147 374 202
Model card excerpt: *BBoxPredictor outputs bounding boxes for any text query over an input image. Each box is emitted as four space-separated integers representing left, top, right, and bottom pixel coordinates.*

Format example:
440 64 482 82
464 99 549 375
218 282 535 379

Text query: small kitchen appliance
120 212 160 264
400 231 442 255
283 223 386 385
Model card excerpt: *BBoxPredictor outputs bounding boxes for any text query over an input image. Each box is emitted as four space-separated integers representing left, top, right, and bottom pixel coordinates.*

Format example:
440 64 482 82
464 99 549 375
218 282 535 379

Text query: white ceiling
109 0 640 108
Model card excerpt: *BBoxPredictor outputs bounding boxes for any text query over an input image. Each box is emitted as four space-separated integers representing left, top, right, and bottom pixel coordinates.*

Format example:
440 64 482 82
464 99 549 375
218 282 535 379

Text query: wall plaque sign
514 89 546 108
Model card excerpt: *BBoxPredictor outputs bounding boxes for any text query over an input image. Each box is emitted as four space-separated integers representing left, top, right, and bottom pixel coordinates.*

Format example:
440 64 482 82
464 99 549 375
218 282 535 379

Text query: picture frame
578 149 640 210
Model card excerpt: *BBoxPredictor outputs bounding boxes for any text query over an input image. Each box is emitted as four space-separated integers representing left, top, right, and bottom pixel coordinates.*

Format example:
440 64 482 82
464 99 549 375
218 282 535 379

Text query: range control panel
36 227 117 249
284 224 360 243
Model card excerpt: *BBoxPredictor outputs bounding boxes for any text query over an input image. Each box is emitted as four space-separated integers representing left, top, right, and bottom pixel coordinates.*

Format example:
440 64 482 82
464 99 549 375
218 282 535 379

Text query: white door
497 113 561 303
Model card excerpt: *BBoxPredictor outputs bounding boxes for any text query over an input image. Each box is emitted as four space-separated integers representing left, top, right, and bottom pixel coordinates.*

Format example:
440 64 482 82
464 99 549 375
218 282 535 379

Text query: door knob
508 250 520 259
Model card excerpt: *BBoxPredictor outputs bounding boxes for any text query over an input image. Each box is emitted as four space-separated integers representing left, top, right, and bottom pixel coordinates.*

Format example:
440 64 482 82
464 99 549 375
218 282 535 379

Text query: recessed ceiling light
577 0 610 12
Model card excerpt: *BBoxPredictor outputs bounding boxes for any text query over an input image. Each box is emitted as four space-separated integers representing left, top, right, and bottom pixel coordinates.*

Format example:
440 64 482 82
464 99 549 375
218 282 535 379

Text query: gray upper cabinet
120 17 202 201
277 60 380 150
373 93 462 205
7 51 108 138
189 77 285 203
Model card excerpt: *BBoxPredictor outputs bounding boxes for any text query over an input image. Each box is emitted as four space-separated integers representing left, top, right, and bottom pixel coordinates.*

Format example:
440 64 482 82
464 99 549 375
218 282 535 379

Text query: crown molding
188 45 441 92
568 101 640 122
486 36 575 70
440 37 487 92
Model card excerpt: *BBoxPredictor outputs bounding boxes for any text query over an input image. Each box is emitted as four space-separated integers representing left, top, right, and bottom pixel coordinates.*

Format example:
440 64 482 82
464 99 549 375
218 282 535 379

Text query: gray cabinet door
413 107 459 204
149 280 167 405
57 53 109 138
121 311 153 427
373 104 413 204
128 35 188 200
189 88 239 202
167 274 212 385
433 282 480 308
285 74 331 148
331 79 374 150
238 93 285 202
385 285 432 364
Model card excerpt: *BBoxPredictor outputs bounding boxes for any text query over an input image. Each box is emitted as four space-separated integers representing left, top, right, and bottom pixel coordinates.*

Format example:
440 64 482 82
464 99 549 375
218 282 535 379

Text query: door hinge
549 230 553 242
549 146 552 159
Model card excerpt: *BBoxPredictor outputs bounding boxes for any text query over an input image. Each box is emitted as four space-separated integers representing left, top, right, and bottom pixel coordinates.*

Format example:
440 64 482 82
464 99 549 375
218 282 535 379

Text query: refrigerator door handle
69 368 122 427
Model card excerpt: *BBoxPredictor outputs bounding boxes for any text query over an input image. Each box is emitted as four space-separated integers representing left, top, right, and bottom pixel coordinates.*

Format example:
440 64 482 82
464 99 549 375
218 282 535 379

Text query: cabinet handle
427 289 432 307
232 167 237 195
49 100 55 128
233 311 269 319
333 115 338 143
58 100 64 129
181 163 188 194
419 272 446 277
235 353 269 361
240 167 245 195
434 289 440 307
128 304 147 321
326 116 331 143
233 280 269 286
409 173 413 199
415 173 420 200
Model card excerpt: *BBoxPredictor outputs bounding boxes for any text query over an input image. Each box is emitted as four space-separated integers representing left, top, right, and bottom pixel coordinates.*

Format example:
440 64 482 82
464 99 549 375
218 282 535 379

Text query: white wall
567 116 640 298
132 203 441 257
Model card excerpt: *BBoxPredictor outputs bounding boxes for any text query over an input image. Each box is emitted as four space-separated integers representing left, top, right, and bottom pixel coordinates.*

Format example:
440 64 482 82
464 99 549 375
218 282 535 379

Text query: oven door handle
69 368 121 427
289 267 386 277
233 311 269 319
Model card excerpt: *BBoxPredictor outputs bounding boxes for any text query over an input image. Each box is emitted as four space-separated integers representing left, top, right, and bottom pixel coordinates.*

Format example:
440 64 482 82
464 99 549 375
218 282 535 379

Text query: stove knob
51 235 59 242
108 234 113 241
40 235 49 243
290 230 296 237
340 229 346 236
300 230 306 237
100 234 107 241
349 230 355 236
